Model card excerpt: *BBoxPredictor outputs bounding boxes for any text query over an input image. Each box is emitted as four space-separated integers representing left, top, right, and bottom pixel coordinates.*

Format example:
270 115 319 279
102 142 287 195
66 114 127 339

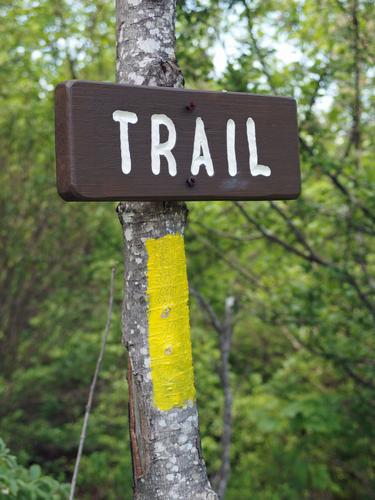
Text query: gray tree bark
115 1 217 499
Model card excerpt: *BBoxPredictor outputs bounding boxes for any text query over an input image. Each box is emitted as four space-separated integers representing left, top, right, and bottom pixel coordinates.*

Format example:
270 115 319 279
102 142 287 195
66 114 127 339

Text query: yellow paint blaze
146 234 196 411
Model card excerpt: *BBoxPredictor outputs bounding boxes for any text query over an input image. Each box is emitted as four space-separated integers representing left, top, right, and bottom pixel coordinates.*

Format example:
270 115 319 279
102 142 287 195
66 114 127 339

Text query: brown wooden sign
55 80 300 201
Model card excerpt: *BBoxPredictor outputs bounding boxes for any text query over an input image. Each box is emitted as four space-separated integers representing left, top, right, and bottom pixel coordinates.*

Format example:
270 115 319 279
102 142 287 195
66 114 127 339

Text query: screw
185 101 196 111
186 176 196 187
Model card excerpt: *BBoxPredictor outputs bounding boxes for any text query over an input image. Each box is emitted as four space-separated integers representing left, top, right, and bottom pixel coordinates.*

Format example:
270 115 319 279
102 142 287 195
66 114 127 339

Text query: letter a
113 110 138 174
246 117 271 177
191 117 214 176
151 114 177 176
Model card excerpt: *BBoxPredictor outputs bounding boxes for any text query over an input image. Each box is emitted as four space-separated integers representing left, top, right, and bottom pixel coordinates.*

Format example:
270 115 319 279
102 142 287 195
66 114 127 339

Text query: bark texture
116 2 217 498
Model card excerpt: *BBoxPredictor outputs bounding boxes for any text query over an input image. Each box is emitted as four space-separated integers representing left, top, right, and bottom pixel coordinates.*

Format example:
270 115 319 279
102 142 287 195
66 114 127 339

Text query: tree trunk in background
191 289 234 500
116 1 217 498
216 297 234 500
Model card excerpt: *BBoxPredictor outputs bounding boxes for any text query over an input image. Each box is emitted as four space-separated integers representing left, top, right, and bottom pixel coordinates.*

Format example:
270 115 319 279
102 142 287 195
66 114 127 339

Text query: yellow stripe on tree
146 234 196 411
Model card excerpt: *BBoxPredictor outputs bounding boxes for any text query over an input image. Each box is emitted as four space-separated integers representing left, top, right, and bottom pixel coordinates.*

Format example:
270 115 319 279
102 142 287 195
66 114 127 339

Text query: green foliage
0 439 68 499
186 1 375 498
1 0 374 499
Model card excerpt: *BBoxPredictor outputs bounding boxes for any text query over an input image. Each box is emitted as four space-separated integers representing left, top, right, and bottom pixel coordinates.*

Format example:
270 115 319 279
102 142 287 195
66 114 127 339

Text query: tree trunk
216 297 234 500
116 1 217 498
190 289 234 499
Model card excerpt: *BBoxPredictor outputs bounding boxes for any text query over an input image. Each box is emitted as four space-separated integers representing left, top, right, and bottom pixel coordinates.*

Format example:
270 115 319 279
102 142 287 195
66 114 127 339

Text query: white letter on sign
113 110 138 174
151 114 177 176
191 117 214 177
226 119 237 177
247 118 271 177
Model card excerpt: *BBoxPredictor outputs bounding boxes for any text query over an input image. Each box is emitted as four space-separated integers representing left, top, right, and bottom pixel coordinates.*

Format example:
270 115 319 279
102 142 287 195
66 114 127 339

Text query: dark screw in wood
186 176 196 187
185 101 196 111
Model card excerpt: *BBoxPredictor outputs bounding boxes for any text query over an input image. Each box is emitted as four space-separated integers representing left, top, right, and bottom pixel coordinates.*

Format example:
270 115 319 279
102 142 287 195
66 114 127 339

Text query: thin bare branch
190 287 223 335
69 266 117 500
233 202 375 321
234 201 327 266
193 219 262 243
240 0 277 93
189 227 263 288
269 201 323 260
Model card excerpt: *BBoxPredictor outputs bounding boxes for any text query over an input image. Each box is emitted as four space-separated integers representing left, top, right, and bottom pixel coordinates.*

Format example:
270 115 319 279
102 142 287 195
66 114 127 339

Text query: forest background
0 0 374 498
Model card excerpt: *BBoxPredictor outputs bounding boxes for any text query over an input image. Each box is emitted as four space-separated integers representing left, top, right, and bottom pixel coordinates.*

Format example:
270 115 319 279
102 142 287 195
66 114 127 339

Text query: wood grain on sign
55 80 300 201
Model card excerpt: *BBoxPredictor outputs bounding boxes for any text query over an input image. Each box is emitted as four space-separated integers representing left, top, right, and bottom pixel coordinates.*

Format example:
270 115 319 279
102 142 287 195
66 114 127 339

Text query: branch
193 219 263 243
233 202 375 321
304 331 375 391
69 266 117 500
240 0 277 93
298 137 375 226
190 287 223 335
280 325 375 392
348 0 362 159
269 201 325 263
188 227 263 288
234 202 327 266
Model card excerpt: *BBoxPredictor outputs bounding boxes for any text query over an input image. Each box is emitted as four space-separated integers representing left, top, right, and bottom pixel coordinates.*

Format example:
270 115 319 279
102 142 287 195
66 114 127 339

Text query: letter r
151 114 177 176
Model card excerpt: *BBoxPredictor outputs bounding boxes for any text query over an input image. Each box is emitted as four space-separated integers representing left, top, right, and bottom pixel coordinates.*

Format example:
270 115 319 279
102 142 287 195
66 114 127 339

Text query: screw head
186 176 196 187
185 101 196 111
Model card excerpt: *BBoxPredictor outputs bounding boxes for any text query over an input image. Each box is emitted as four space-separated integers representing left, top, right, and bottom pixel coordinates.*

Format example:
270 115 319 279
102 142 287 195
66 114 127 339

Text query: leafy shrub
0 439 68 499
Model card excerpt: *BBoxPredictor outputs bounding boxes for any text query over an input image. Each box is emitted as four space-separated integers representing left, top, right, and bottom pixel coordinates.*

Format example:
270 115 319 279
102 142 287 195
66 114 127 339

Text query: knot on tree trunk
143 58 184 87
117 201 188 233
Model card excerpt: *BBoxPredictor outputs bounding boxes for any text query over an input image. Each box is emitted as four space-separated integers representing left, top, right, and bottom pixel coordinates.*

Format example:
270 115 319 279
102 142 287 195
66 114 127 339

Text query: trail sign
55 80 300 201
